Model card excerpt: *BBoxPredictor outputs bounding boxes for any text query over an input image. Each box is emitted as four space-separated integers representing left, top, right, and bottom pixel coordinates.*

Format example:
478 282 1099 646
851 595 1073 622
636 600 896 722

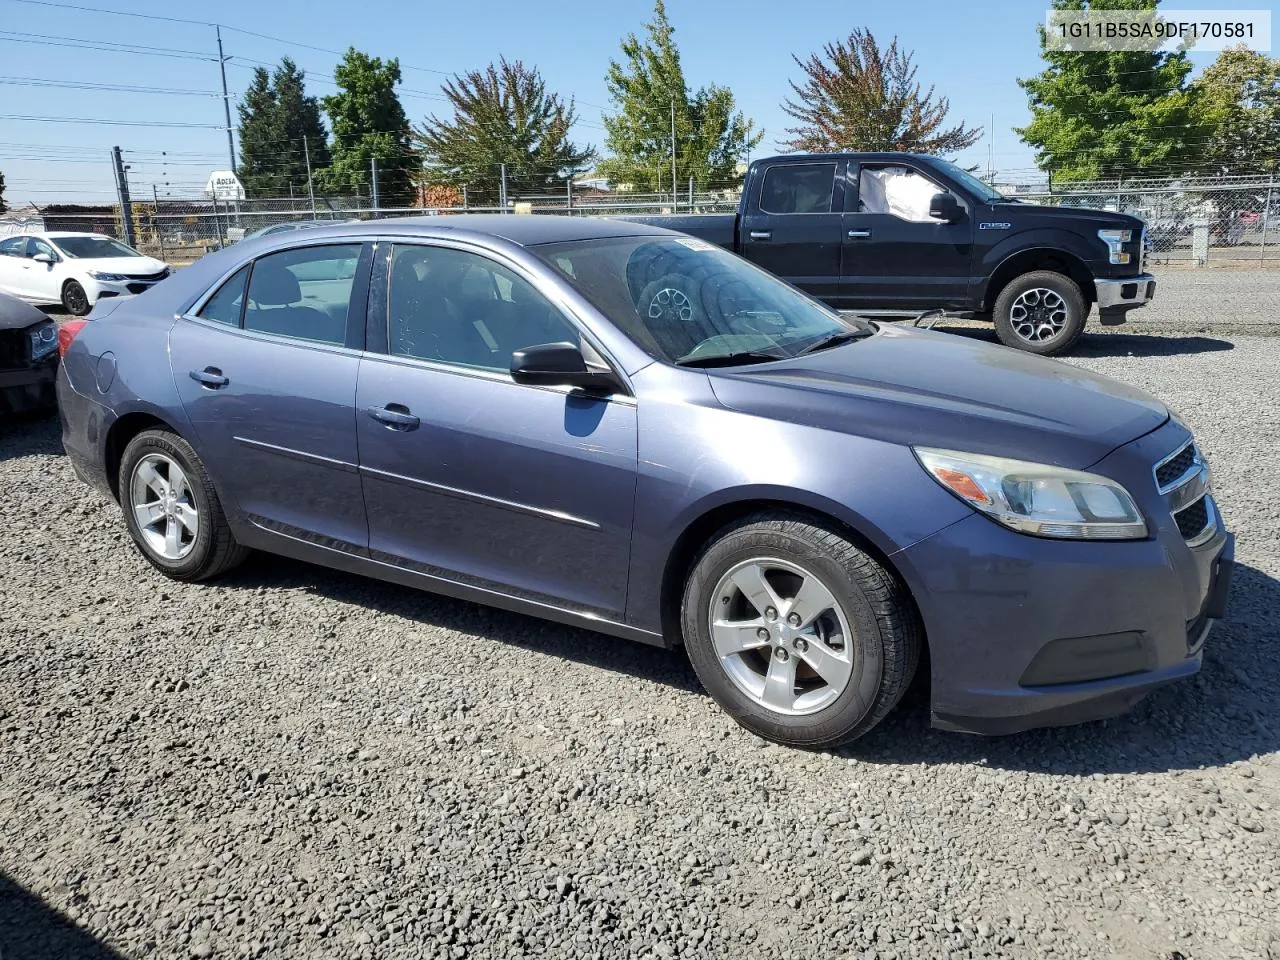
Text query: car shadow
845 561 1280 775
219 551 1278 775
936 325 1236 358
0 872 126 960
0 410 62 462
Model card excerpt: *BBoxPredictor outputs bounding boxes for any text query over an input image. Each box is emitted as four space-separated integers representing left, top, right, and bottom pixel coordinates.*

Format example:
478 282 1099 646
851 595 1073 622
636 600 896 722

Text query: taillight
58 319 88 357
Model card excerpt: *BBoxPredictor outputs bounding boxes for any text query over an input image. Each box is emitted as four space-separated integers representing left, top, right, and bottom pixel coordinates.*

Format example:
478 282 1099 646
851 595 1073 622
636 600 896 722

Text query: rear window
759 163 837 215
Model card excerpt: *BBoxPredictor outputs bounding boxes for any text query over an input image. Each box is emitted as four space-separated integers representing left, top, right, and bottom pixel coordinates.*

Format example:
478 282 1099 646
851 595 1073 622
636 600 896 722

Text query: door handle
368 403 420 430
748 230 772 240
847 229 872 239
189 367 229 389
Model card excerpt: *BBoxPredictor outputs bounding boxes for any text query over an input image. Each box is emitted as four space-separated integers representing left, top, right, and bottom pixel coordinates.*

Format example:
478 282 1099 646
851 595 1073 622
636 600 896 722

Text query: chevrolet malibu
57 217 1233 747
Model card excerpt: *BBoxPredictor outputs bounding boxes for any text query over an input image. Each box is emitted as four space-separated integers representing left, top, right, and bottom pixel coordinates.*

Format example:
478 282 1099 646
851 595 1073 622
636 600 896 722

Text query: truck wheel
680 512 921 748
993 270 1086 356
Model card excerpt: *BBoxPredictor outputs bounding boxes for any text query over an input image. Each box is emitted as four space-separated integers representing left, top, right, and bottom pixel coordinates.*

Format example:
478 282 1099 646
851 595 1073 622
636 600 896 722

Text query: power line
0 31 216 61
1 114 227 129
0 76 222 96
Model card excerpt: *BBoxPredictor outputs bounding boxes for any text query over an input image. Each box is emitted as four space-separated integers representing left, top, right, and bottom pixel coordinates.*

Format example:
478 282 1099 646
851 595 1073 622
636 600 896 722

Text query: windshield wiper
796 329 874 356
674 351 787 368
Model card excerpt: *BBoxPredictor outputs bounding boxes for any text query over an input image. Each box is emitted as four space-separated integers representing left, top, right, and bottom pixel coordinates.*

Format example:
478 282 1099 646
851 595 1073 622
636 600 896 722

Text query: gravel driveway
2 331 1278 960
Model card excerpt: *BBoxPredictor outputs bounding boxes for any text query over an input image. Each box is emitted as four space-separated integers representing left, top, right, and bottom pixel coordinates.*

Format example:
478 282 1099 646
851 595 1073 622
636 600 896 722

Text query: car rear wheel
119 429 248 581
993 270 1086 355
681 513 921 748
61 279 91 317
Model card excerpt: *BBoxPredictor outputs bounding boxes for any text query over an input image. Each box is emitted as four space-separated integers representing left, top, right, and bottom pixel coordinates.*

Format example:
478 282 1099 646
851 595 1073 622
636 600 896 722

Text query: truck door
841 161 973 310
740 159 845 303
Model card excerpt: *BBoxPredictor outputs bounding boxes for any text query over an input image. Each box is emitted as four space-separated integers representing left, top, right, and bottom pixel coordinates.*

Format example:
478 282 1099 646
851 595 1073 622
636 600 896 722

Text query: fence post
110 146 136 248
688 176 693 211
1261 178 1273 266
566 178 572 211
462 185 468 210
151 185 167 262
370 157 380 213
211 194 223 251
500 163 508 213
302 136 317 220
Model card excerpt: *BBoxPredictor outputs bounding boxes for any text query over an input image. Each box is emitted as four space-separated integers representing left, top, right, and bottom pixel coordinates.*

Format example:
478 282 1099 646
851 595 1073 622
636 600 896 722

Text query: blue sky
0 0 1249 206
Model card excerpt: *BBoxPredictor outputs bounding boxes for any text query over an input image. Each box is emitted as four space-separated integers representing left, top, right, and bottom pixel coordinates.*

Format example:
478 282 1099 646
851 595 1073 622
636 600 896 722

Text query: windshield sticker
674 237 717 251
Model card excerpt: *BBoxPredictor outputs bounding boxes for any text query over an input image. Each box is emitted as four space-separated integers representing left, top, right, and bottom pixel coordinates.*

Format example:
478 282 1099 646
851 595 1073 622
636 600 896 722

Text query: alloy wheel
1008 287 1068 343
129 453 198 560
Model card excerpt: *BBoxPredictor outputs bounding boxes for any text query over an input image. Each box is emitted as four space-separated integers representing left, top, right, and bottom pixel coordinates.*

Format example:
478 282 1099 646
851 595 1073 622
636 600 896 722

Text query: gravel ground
2 331 1279 960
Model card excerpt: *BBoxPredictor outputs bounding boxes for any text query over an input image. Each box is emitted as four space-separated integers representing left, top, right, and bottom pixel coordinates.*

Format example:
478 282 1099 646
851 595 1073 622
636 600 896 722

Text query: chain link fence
5 176 1276 266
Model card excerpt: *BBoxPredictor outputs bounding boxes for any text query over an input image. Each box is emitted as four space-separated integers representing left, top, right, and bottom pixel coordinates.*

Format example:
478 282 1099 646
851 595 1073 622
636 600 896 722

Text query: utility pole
302 137 317 219
215 26 235 172
151 184 167 261
670 99 677 207
370 157 380 212
110 146 136 248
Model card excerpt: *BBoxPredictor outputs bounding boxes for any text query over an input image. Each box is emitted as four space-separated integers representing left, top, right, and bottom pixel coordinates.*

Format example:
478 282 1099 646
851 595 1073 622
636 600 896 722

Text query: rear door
841 161 974 310
169 241 373 550
739 160 845 303
0 237 28 296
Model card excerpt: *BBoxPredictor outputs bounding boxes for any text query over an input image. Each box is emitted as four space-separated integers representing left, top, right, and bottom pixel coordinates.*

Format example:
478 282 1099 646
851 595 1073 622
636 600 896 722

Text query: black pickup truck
625 152 1155 355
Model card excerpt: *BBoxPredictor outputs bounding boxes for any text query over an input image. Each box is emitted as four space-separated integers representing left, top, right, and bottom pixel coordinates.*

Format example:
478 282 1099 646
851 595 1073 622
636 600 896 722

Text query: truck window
859 166 942 222
759 163 837 215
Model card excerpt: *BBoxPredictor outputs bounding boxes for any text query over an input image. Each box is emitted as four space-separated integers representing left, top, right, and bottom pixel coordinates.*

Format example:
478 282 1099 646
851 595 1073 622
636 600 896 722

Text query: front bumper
86 275 165 302
895 421 1232 735
0 357 58 414
1095 273 1156 324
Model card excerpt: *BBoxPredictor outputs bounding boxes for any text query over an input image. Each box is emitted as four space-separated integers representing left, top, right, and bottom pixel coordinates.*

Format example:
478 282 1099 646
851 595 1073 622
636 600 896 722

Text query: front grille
1155 442 1196 490
0 329 26 368
1173 497 1208 539
126 282 151 294
125 269 168 282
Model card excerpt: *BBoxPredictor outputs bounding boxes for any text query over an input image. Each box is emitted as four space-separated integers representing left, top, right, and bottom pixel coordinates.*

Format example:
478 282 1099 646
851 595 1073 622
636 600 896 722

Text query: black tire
992 270 1086 356
118 428 248 581
680 512 921 749
61 279 91 317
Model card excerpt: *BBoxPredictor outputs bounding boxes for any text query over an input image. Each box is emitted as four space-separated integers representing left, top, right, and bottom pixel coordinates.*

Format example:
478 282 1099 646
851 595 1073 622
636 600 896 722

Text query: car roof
249 214 676 247
37 231 114 239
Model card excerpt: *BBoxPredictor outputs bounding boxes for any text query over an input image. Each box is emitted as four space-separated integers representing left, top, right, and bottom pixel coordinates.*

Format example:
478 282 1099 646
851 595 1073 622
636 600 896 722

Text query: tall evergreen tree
781 29 981 155
321 49 417 207
1017 0 1207 182
599 0 761 192
236 59 329 197
413 58 594 206
1193 45 1280 175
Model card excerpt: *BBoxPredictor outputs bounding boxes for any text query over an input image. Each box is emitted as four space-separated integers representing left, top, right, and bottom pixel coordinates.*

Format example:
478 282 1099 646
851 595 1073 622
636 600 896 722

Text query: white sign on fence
204 171 245 201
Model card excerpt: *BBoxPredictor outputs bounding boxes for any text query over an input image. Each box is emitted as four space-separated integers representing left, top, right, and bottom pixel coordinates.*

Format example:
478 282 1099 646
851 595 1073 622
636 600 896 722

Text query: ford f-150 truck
625 152 1155 355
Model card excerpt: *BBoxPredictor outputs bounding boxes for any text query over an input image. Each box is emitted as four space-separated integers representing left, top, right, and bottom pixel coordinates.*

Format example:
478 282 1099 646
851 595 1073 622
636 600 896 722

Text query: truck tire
993 270 1086 356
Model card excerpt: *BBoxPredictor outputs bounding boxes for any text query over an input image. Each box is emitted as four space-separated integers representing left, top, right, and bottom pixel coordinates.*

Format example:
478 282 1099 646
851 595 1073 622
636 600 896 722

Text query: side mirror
32 253 54 265
510 342 621 393
929 192 963 223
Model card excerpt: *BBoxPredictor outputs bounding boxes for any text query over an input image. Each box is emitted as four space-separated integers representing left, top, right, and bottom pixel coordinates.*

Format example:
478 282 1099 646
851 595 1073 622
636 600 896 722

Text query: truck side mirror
929 193 963 223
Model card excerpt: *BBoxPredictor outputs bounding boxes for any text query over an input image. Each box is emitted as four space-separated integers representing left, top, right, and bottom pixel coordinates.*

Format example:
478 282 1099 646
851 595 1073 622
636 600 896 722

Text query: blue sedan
56 216 1233 747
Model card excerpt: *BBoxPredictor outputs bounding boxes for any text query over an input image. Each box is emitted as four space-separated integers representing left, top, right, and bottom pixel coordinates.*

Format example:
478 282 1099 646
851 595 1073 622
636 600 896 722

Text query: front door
0 236 28 296
740 160 845 303
170 241 373 550
25 237 63 304
841 162 974 310
355 240 638 618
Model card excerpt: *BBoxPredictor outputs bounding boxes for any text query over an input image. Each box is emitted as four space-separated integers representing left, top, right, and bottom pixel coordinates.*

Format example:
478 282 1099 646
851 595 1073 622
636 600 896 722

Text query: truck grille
1153 440 1215 545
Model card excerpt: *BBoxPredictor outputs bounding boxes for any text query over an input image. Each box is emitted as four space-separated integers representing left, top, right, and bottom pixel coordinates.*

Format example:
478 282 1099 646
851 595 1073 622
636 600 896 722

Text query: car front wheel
118 428 248 581
681 513 921 748
61 279 92 317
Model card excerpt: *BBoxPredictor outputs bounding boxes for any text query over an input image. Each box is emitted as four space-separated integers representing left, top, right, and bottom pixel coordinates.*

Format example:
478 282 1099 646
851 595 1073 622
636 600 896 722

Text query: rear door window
197 265 250 326
759 163 837 214
243 244 363 346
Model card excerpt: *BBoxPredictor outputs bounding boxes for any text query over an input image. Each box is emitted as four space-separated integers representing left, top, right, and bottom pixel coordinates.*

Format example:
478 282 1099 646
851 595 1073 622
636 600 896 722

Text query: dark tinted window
28 238 56 259
244 244 361 346
50 236 141 258
388 244 578 371
197 265 249 326
759 163 837 214
0 237 26 257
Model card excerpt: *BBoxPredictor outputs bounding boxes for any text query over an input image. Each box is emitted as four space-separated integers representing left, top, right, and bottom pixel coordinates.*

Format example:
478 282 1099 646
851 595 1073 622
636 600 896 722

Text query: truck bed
613 213 736 251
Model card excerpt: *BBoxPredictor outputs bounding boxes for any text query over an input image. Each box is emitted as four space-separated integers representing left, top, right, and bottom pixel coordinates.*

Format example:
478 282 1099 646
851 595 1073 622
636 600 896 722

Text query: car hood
705 324 1168 470
70 256 167 275
0 291 50 331
996 202 1144 230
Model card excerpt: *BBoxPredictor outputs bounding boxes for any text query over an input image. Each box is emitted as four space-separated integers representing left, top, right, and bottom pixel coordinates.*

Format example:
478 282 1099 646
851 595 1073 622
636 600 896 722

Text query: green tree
1193 45 1280 175
413 58 594 206
781 29 981 154
599 0 761 192
236 58 330 197
321 49 417 207
1017 0 1207 182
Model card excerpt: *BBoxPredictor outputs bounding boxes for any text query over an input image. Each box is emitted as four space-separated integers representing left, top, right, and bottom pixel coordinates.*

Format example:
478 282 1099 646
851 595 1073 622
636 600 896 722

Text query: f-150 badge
979 222 1012 230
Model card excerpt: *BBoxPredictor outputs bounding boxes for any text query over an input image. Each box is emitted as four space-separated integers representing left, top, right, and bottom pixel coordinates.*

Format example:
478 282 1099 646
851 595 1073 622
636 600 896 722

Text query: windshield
51 236 142 259
932 160 1006 203
534 236 870 365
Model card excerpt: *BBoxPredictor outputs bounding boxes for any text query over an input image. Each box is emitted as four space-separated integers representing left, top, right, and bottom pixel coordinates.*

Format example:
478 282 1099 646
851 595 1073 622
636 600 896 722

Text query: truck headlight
914 447 1147 540
1097 228 1133 265
28 321 58 361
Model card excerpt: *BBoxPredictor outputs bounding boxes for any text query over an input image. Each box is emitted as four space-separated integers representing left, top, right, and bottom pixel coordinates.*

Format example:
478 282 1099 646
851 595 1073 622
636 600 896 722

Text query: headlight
87 270 127 281
1097 228 1133 265
914 447 1147 540
28 321 58 361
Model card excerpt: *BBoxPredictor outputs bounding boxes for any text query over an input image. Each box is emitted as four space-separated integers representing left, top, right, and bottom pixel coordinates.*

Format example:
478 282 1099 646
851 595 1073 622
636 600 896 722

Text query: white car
0 232 170 316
